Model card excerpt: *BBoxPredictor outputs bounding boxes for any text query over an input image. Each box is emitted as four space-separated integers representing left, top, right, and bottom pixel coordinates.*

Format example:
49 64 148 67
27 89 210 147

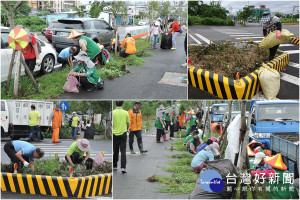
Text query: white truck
1 100 54 140
98 11 114 27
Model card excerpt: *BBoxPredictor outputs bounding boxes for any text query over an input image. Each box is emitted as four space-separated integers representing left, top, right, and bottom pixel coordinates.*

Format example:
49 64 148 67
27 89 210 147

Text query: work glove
36 59 42 65
276 30 282 39
166 33 168 35
23 161 29 167
170 122 173 126
83 160 86 164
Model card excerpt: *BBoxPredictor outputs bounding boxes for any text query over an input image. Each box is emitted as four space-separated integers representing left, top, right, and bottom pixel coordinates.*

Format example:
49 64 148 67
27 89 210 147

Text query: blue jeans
28 126 41 141
172 32 180 48
151 35 159 47
72 127 78 139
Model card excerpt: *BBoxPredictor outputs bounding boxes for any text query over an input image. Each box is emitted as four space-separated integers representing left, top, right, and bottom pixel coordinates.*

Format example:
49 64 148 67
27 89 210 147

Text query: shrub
189 15 235 26
14 16 47 32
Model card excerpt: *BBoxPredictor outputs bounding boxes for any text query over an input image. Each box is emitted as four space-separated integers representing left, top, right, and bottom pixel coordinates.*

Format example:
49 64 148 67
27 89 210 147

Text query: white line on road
281 73 299 85
236 36 264 39
253 40 261 43
285 50 300 54
189 34 202 45
288 62 300 69
279 44 295 47
195 33 212 44
230 35 261 37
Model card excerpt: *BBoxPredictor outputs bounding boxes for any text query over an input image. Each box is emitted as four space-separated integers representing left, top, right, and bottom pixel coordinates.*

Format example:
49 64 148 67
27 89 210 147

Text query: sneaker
86 86 95 92
121 168 127 173
113 166 117 171
157 141 162 143
140 150 148 154
181 63 187 67
171 47 176 50
130 150 136 154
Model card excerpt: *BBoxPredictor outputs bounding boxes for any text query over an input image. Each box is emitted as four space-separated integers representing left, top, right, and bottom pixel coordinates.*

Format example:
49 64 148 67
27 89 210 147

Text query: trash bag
63 76 79 93
258 64 280 100
225 114 241 163
259 29 294 49
83 127 95 139
160 33 172 49
190 159 238 199
94 152 104 166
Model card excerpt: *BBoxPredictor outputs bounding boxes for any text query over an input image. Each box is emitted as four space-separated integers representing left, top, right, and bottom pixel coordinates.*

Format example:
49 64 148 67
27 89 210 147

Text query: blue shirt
255 163 272 171
12 141 36 161
196 143 208 154
191 149 214 168
58 47 72 58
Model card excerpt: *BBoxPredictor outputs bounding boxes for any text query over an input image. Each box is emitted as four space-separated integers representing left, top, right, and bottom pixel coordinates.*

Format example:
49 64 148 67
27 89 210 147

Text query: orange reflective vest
52 109 62 129
122 37 136 54
178 113 186 127
128 108 142 131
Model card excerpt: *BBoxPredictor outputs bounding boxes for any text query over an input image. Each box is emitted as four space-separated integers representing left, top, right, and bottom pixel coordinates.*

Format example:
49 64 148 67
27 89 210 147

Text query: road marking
281 73 299 85
189 34 202 45
253 40 261 43
288 62 300 69
279 44 295 47
230 34 261 37
195 33 212 44
236 36 264 39
284 50 300 54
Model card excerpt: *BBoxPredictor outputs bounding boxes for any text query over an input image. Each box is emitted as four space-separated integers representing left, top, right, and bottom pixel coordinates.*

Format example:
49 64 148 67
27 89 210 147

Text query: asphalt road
58 33 187 100
188 24 299 100
113 127 189 199
1 133 112 199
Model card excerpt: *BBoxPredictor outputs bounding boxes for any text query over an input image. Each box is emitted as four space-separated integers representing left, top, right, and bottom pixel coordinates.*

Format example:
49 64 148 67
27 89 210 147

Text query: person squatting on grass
49 105 62 143
261 12 282 61
128 102 148 155
65 139 93 169
187 136 202 154
120 33 137 57
149 21 162 49
167 19 181 50
191 142 220 172
113 101 130 173
68 51 103 92
28 105 41 142
183 130 199 147
57 46 77 68
4 140 44 170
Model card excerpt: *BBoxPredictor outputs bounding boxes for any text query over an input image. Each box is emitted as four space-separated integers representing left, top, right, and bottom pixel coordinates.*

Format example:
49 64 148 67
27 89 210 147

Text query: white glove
36 59 42 65
23 161 29 167
166 33 168 35
170 122 173 126
83 160 86 164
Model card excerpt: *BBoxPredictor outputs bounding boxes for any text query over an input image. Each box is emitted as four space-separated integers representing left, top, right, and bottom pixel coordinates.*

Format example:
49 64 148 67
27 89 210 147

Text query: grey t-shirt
263 16 281 34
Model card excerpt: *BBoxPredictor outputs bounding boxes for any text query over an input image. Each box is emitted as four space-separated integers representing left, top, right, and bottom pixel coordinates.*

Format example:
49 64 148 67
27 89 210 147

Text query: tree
89 1 105 18
1 1 30 28
107 1 127 55
73 4 85 17
238 6 252 26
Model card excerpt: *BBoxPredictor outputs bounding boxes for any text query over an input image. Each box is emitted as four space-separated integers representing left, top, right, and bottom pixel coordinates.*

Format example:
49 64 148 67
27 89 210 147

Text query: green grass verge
1 38 152 99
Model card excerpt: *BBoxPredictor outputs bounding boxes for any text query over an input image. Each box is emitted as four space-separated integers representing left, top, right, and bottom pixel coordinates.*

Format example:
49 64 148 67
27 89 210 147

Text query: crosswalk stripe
284 50 299 54
189 34 202 45
281 72 299 85
236 36 264 39
195 33 212 44
288 62 300 69
279 44 295 47
230 34 261 37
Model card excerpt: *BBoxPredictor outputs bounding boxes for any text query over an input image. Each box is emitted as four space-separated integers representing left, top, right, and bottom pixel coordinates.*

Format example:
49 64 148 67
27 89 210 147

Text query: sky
205 0 299 14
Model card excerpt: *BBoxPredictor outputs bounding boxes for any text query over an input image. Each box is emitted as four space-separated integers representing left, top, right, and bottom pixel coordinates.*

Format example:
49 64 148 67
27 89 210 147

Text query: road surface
113 127 189 199
188 24 299 100
58 33 187 100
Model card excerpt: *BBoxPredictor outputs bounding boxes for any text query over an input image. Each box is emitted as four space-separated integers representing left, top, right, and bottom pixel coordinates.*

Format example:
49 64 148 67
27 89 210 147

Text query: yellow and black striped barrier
188 52 289 99
1 172 112 198
290 37 299 45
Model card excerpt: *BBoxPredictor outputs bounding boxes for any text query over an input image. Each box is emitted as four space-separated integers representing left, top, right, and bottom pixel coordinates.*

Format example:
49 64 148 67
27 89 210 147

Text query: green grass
172 138 187 151
1 38 152 99
151 152 198 194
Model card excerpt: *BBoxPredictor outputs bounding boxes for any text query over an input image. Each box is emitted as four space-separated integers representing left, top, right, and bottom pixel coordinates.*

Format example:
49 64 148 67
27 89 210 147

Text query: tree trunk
13 51 21 98
219 101 233 149
6 50 16 94
202 106 210 140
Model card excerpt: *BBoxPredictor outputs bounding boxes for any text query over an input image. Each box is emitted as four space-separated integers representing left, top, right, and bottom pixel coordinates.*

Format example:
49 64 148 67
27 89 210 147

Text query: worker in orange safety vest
49 105 62 143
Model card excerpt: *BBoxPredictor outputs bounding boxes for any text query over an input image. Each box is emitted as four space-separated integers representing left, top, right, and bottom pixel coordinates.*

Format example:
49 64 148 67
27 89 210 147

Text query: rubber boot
163 134 168 141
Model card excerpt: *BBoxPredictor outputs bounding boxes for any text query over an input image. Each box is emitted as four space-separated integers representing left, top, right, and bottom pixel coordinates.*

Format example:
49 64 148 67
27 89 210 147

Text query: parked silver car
52 18 114 52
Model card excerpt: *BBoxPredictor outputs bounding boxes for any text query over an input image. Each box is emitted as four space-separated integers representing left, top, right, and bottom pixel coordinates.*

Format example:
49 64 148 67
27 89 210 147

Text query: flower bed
188 42 290 99
1 159 112 198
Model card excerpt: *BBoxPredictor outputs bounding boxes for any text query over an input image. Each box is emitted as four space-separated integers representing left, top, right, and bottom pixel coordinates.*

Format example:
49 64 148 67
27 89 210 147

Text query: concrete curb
188 51 289 99
1 172 112 198
290 37 299 45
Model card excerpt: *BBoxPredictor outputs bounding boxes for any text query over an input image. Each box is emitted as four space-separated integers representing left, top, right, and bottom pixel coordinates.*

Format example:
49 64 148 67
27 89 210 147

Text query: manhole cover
158 72 187 87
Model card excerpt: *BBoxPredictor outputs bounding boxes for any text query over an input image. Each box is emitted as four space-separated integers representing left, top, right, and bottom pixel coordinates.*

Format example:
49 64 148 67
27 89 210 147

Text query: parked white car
138 20 149 26
1 26 57 82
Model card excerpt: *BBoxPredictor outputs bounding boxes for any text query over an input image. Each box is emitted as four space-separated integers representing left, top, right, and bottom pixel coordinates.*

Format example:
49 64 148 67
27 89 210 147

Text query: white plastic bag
258 64 280 100
225 114 241 163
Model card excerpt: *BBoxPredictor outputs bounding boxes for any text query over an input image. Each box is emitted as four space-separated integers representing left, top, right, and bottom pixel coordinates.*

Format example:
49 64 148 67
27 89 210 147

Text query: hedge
14 16 47 32
188 15 235 26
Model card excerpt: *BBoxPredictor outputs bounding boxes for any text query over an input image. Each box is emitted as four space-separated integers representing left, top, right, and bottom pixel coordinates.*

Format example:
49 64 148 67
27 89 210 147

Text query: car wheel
40 54 54 74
